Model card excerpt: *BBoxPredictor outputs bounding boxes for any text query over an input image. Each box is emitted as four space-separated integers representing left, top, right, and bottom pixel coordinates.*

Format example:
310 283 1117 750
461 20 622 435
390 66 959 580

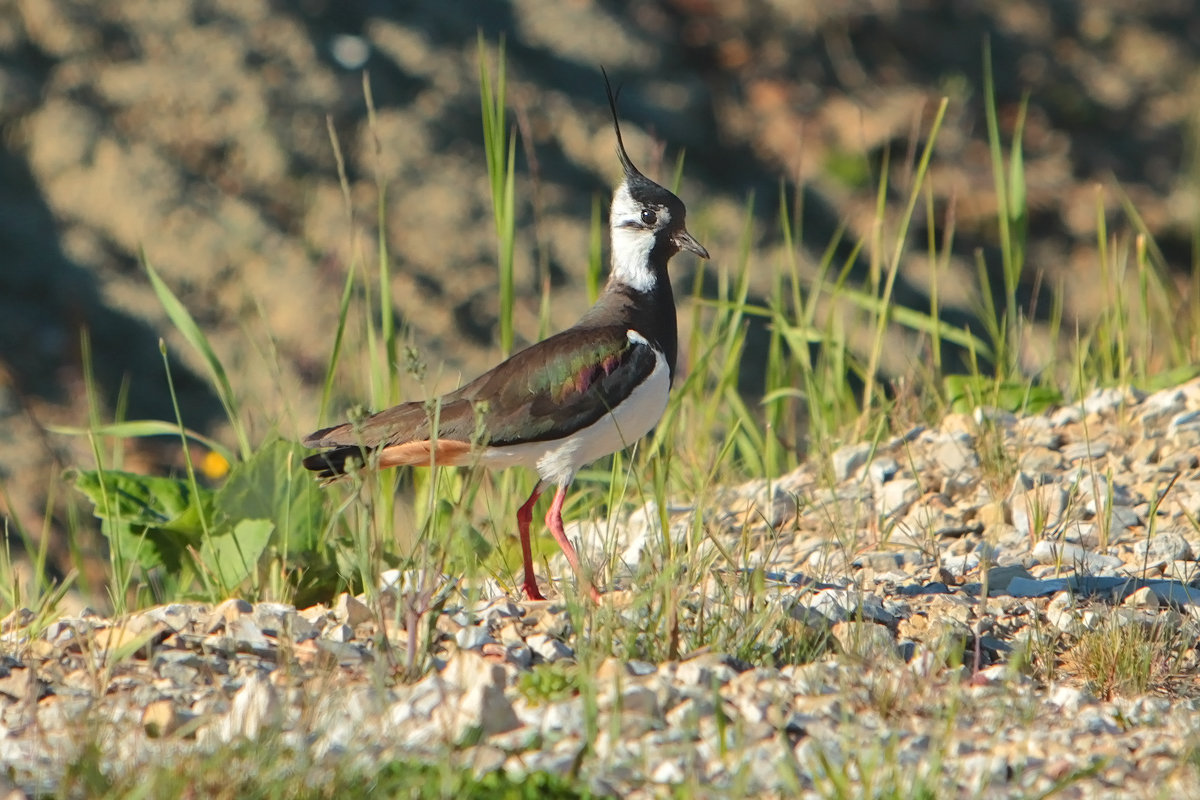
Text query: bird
301 73 709 602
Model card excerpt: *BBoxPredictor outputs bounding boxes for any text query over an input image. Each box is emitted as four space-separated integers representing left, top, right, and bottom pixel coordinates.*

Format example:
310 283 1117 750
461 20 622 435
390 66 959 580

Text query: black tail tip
302 447 366 479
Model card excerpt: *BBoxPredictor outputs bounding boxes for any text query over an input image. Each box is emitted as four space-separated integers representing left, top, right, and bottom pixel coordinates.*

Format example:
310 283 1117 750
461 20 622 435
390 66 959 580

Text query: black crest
601 67 643 181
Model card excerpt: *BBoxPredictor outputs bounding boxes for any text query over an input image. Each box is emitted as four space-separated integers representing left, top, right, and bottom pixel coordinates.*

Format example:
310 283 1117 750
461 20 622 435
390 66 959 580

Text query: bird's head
603 70 708 293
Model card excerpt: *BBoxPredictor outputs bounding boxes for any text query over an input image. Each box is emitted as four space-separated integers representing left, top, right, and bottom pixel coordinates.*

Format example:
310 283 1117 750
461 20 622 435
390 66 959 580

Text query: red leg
516 482 546 600
545 485 602 602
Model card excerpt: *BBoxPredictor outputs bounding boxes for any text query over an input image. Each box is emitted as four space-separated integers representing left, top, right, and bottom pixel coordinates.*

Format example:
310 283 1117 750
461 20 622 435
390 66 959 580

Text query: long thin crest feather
601 67 642 179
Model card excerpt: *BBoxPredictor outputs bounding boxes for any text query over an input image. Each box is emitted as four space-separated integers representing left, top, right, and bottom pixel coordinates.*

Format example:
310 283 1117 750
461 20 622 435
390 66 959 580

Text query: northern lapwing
302 73 709 601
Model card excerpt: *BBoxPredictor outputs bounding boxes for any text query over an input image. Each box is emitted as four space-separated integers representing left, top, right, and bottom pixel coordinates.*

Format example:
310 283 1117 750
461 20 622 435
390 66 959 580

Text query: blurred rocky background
2 0 1200 591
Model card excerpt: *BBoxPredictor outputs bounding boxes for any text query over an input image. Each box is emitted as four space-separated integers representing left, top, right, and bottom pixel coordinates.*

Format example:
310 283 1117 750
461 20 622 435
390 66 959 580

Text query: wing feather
302 326 659 475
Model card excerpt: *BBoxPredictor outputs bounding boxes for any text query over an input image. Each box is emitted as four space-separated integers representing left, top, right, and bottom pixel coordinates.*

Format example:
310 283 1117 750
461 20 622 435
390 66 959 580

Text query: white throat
609 183 658 293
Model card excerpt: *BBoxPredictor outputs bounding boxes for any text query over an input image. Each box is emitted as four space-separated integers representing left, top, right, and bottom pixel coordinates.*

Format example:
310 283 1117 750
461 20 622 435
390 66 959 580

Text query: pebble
325 623 354 643
1134 532 1194 565
831 442 872 482
1083 386 1126 415
932 433 979 473
1031 540 1123 573
210 673 281 743
804 588 896 626
1168 409 1200 435
1010 484 1069 540
526 633 574 662
455 625 494 650
440 652 520 739
1122 587 1160 610
866 456 900 486
334 593 372 627
831 621 899 663
880 478 920 517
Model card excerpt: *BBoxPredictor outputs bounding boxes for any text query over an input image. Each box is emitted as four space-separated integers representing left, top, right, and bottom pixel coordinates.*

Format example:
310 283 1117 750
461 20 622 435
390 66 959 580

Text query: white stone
1168 409 1200 435
804 588 895 626
866 457 900 486
831 442 872 482
325 623 354 643
1048 684 1093 713
455 625 495 650
527 633 574 661
1045 593 1084 635
1049 405 1084 426
1073 472 1134 514
879 478 920 517
437 652 519 740
227 616 269 650
651 759 686 784
1134 532 1193 565
941 553 980 576
1010 484 1069 539
1082 387 1125 416
1031 540 1123 573
1139 388 1186 426
1122 587 1159 609
334 593 373 627
213 673 281 742
933 433 979 473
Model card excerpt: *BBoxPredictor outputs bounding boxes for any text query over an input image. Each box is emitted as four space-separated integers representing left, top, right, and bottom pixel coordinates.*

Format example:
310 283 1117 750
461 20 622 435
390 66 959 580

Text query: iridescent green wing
451 325 659 446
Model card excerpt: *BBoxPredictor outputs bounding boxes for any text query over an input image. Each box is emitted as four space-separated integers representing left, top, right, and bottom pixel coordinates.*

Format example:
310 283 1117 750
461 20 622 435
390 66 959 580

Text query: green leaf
70 469 212 535
69 469 215 575
943 375 1062 414
214 439 327 554
100 518 192 574
1141 365 1200 392
199 518 274 590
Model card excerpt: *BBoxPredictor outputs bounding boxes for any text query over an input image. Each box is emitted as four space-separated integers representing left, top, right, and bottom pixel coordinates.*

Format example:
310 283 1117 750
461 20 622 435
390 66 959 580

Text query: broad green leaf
69 469 212 536
1142 366 1200 392
199 518 274 590
214 439 327 554
100 518 193 574
943 375 1062 414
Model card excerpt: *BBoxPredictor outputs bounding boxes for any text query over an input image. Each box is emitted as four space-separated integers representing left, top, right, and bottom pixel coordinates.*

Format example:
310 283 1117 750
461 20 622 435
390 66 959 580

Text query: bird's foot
522 580 548 602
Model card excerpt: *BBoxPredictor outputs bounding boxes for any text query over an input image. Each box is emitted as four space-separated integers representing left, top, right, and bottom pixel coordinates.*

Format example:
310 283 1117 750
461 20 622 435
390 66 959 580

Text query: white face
609 183 672 293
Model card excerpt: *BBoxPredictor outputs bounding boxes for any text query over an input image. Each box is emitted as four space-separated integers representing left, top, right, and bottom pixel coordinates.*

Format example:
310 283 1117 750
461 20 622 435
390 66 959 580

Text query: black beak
673 229 710 259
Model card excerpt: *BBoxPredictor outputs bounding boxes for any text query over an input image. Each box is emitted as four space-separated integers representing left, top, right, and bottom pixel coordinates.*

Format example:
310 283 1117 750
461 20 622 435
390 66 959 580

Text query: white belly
479 341 670 486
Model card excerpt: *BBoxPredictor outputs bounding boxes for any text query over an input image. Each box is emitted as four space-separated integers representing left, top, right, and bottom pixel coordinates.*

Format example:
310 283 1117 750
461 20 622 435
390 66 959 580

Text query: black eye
640 208 657 226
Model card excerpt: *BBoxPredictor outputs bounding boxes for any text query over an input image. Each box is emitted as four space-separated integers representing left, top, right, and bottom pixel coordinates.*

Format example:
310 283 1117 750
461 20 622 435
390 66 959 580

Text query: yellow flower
202 450 230 480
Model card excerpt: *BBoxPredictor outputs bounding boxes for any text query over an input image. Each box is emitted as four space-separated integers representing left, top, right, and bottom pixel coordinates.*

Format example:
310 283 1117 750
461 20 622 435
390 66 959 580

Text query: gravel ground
7 379 1200 797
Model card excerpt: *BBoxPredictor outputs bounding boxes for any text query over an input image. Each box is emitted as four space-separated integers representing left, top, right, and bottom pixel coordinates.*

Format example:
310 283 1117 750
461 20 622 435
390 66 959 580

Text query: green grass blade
143 254 250 460
478 33 517 356
587 195 604 304
363 72 399 404
46 421 234 464
860 97 949 426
